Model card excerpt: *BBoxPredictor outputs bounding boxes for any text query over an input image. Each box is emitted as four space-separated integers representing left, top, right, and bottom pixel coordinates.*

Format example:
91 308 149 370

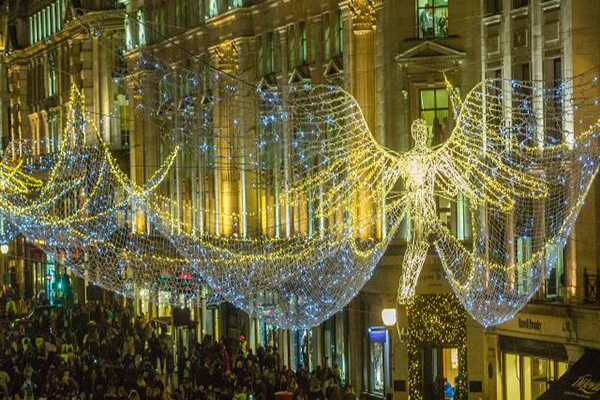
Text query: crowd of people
0 296 356 400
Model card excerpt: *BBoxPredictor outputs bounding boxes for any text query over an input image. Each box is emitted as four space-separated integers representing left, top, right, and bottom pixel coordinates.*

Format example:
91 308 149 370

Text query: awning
499 336 568 361
538 349 600 400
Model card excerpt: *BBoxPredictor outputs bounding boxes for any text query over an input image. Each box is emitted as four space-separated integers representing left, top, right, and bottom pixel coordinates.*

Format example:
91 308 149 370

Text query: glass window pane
421 110 436 126
418 0 430 7
434 7 449 37
434 0 448 5
435 88 449 108
420 89 435 110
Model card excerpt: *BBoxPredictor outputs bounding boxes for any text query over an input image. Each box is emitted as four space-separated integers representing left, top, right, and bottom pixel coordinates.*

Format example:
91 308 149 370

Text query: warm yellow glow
0 244 8 254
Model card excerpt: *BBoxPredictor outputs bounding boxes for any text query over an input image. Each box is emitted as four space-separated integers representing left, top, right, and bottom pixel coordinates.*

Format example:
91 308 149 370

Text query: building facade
1 0 600 400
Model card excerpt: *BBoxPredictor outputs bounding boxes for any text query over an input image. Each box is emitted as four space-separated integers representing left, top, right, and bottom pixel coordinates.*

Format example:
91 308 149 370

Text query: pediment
395 41 465 64
257 75 278 91
323 58 343 78
288 66 311 85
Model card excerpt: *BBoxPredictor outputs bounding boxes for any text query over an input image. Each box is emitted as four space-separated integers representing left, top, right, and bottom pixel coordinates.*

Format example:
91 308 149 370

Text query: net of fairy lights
0 44 405 329
3 12 600 328
432 69 600 326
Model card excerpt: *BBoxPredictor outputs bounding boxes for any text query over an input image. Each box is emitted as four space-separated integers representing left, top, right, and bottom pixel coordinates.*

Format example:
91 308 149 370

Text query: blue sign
368 326 387 343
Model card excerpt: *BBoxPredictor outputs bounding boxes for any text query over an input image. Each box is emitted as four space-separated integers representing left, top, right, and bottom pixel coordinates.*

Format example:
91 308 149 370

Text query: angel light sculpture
394 71 600 326
6 33 600 329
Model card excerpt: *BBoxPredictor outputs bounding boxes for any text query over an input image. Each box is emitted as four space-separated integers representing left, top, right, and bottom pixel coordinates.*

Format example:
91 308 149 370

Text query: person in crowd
0 297 347 399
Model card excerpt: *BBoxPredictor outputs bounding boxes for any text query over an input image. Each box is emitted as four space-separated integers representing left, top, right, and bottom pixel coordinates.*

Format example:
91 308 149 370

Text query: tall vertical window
288 26 296 69
137 9 146 47
266 32 274 73
229 0 243 8
323 14 331 60
300 22 308 64
545 58 562 144
419 88 449 147
417 0 448 39
420 88 451 227
176 0 188 28
311 20 318 63
30 17 34 44
47 63 57 97
336 10 343 54
57 1 62 30
209 0 218 18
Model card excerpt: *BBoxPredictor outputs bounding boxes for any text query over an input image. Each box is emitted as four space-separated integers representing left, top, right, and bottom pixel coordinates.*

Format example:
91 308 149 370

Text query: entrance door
422 347 459 399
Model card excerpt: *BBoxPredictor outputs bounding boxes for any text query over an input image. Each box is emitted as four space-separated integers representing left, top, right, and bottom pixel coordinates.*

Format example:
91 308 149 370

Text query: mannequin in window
420 4 434 38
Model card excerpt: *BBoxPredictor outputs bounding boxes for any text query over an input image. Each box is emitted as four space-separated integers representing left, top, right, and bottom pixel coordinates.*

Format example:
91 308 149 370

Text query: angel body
397 119 439 303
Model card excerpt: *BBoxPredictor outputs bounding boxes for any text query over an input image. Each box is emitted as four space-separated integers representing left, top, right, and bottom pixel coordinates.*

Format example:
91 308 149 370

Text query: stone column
129 72 147 233
348 0 378 240
210 40 240 237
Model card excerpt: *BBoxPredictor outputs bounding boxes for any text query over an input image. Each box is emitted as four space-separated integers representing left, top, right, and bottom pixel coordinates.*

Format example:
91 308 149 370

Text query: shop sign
567 374 600 398
518 317 542 331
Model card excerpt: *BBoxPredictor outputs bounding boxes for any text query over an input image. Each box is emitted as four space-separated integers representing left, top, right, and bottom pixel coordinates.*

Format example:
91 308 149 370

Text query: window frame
416 0 449 39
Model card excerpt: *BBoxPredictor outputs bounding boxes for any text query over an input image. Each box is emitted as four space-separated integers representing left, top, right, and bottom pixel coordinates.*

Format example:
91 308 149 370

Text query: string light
407 294 468 400
4 17 600 329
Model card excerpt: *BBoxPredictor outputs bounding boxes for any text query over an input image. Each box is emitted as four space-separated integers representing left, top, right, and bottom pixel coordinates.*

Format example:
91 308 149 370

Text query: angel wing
432 78 549 211
433 68 600 326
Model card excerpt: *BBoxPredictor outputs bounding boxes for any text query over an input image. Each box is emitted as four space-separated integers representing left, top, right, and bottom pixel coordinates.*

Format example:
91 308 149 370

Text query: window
30 17 34 44
513 0 529 8
47 62 57 98
504 353 568 400
137 9 146 47
419 88 449 147
485 0 502 14
288 25 296 69
176 0 188 28
420 88 452 227
300 22 308 64
200 0 209 21
545 58 562 144
229 0 243 8
323 14 331 60
336 10 343 54
209 0 218 18
417 0 448 39
266 32 274 73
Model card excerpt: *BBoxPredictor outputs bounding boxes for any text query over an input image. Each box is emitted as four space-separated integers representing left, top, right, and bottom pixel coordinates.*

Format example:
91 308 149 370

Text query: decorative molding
349 0 375 34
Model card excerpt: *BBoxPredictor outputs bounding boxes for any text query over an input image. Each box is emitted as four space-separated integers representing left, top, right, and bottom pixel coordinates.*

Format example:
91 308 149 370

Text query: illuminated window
137 9 146 47
417 0 448 39
419 88 449 147
209 0 218 18
30 16 34 44
323 14 331 60
300 22 308 63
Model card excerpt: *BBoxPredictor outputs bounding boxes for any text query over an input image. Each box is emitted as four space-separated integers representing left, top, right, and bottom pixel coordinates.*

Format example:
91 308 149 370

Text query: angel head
411 119 428 148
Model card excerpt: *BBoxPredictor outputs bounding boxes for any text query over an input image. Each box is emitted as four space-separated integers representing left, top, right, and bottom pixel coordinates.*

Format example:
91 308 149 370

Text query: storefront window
368 327 387 394
503 353 568 399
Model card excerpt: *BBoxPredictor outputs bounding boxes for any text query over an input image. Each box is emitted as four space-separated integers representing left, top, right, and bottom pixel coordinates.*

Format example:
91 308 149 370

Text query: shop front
499 336 569 400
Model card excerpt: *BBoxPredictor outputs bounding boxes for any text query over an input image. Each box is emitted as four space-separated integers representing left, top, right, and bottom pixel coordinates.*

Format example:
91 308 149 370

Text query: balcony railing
583 267 600 304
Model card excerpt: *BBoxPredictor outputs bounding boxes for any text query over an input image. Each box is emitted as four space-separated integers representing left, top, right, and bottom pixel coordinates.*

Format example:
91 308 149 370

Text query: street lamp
0 244 8 255
381 308 397 327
